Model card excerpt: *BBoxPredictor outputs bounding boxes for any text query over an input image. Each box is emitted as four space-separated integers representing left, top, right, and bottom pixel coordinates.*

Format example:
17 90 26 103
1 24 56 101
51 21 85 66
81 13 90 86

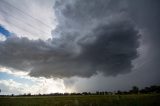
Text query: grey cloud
127 0 160 76
0 0 140 78
0 24 139 78
79 21 139 76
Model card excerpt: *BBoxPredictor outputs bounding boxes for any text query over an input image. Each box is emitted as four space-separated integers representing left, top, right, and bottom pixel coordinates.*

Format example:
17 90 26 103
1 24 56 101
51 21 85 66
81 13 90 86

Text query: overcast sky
0 0 160 95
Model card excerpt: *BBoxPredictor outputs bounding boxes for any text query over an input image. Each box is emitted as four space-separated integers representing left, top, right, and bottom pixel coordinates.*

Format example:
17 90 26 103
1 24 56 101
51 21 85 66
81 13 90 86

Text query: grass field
0 94 160 106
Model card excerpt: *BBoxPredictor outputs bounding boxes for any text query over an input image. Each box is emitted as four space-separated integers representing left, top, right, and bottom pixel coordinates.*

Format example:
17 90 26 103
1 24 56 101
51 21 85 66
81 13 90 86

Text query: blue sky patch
0 25 11 37
0 72 35 85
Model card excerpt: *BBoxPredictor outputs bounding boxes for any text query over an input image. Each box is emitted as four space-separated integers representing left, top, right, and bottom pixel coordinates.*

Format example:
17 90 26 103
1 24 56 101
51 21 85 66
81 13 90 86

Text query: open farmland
0 94 160 106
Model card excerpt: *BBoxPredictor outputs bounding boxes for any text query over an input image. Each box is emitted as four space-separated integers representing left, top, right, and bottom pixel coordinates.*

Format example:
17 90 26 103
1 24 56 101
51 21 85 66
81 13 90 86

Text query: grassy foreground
0 94 160 106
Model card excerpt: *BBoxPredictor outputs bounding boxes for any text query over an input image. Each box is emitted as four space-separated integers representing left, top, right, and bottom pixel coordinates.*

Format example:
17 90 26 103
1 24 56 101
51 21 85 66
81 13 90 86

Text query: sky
0 0 160 95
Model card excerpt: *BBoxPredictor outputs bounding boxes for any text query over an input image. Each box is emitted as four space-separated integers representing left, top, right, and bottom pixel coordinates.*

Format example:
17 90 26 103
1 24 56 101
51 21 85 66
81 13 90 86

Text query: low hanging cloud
0 0 140 78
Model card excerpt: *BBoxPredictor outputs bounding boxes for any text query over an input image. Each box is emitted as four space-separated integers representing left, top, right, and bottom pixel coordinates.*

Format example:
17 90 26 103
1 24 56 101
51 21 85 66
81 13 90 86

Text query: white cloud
0 34 6 41
0 79 25 95
0 78 72 95
0 66 29 76
0 0 57 40
0 66 73 95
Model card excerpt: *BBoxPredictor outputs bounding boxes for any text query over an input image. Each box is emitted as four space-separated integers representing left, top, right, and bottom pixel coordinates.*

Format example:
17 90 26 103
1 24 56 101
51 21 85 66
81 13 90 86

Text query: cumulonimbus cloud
0 0 140 78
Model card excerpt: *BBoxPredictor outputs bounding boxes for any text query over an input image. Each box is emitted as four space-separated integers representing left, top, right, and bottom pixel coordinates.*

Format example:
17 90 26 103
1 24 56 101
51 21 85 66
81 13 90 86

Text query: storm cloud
0 0 140 78
128 0 160 78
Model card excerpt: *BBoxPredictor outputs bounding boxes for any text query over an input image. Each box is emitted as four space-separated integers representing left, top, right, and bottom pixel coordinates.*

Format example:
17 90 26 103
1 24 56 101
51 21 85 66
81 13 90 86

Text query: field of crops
0 94 160 106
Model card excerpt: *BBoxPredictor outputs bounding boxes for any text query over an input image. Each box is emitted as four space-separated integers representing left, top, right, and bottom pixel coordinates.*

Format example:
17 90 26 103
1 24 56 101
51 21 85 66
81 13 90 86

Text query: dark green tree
131 86 139 94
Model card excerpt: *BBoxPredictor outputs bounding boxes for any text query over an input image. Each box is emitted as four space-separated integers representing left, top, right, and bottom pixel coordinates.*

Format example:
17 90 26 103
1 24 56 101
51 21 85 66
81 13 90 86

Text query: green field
0 94 160 106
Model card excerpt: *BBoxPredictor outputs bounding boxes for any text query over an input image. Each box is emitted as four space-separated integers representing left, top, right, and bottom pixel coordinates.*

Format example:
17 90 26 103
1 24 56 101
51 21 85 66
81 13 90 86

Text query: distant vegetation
0 85 160 106
1 85 160 96
0 85 160 97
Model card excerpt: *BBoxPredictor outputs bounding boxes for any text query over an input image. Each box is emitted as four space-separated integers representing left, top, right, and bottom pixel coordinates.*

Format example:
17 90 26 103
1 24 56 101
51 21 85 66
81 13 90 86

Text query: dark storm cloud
128 0 160 78
0 0 140 78
79 21 139 76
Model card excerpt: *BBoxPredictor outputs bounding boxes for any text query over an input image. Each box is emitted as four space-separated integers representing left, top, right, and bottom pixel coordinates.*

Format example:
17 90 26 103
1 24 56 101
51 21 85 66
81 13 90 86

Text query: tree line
0 85 160 96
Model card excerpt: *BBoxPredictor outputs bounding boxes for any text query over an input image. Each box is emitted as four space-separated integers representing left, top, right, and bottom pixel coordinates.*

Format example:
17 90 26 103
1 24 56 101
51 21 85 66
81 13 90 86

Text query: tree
117 90 122 95
131 86 139 94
